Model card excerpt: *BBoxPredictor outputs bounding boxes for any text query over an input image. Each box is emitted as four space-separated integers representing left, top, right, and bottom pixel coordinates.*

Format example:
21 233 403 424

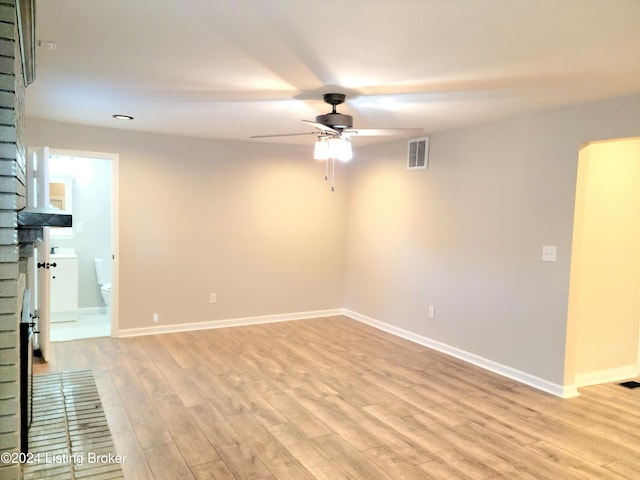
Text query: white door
26 147 52 361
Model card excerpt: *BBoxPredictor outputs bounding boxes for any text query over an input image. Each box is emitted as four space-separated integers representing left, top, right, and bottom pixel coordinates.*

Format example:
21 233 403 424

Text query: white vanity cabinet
50 253 78 322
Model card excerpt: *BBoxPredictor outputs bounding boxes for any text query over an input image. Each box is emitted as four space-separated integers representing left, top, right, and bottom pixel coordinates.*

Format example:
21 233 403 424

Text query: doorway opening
566 136 640 388
46 149 119 341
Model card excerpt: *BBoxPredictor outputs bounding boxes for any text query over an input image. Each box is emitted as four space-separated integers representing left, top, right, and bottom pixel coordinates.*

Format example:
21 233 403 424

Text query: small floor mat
23 370 124 480
618 380 640 389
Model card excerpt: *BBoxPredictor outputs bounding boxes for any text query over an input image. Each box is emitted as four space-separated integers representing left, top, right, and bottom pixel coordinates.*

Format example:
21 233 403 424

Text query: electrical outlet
428 306 435 319
542 245 557 262
153 312 159 323
209 293 217 304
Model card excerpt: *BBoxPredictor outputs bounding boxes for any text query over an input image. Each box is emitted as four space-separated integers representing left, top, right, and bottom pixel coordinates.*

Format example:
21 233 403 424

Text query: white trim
117 309 343 338
77 306 106 316
110 154 120 339
574 365 639 388
343 309 579 398
637 323 640 375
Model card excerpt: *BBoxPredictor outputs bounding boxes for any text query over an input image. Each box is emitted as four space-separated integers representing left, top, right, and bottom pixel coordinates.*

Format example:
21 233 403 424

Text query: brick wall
0 2 26 479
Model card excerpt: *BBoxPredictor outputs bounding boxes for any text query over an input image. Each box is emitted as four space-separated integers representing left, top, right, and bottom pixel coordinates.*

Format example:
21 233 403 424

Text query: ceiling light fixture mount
112 114 134 120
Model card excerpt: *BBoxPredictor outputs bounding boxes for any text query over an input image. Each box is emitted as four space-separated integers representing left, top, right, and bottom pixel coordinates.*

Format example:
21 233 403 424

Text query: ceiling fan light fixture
314 136 352 162
329 137 352 162
314 137 330 160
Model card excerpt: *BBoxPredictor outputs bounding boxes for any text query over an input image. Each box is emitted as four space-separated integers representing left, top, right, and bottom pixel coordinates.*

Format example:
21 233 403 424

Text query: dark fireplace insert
19 289 34 454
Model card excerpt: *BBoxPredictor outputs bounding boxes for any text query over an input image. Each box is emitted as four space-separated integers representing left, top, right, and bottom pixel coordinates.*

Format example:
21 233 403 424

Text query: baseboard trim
117 308 344 338
78 306 106 316
575 365 639 388
344 309 578 398
118 306 578 398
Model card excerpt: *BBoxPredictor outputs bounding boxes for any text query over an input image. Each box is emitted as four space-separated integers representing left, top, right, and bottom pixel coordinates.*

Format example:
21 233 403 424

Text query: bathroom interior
48 153 113 341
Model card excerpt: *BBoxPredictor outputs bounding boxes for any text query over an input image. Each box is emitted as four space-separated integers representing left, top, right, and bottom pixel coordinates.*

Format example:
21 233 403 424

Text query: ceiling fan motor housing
316 112 353 130
316 92 352 130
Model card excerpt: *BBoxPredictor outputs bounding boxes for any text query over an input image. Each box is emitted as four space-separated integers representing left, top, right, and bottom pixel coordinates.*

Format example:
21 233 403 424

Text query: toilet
94 257 111 309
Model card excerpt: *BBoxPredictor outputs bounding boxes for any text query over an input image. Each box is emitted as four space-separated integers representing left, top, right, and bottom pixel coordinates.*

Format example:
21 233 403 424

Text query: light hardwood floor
33 316 640 480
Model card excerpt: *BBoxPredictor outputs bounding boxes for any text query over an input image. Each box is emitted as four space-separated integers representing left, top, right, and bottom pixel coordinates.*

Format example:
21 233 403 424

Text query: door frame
27 147 52 360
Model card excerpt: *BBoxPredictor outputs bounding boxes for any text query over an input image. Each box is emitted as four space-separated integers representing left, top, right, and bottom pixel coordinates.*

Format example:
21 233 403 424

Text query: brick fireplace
0 2 31 479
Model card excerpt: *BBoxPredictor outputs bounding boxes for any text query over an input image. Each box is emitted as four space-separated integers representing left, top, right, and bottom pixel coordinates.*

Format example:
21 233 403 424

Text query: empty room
1 1 640 479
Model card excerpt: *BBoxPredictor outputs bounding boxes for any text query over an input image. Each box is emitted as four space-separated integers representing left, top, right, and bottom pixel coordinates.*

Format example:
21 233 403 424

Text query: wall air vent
407 136 429 170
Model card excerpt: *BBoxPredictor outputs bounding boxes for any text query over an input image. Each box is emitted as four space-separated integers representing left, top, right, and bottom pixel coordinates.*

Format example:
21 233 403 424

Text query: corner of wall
344 309 578 398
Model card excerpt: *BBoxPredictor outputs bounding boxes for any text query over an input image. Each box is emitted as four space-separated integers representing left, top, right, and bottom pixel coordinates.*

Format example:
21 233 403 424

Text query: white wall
344 94 640 388
26 120 348 330
26 93 640 391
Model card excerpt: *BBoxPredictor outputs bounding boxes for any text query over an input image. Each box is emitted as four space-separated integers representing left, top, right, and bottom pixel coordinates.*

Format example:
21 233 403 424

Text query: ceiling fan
250 92 423 141
250 93 423 191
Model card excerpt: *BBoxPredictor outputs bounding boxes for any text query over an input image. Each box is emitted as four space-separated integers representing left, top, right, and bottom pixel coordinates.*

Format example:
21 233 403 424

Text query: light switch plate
542 245 557 262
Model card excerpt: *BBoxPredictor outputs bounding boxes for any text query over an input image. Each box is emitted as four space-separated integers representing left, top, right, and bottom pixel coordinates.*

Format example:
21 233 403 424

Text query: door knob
37 262 57 269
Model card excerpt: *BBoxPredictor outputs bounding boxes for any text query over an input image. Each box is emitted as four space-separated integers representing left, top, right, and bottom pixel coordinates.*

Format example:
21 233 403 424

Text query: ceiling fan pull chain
325 157 329 181
331 157 335 192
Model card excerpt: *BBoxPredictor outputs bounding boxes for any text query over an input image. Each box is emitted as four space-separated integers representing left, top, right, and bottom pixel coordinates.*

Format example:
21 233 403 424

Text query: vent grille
407 136 429 170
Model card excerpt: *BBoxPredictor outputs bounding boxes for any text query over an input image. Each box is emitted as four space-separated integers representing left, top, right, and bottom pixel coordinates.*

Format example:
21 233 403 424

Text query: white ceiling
26 0 640 145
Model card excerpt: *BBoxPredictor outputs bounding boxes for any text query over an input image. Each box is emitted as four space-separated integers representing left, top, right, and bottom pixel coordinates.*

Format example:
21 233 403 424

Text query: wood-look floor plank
154 333 203 368
363 404 501 479
523 414 640 467
190 460 236 480
603 460 640 479
38 316 640 480
259 389 333 439
134 335 177 364
144 442 196 480
193 366 249 416
233 382 289 427
187 402 243 447
106 359 173 450
285 388 383 451
267 423 355 480
154 360 207 408
362 445 438 480
322 394 433 465
225 413 315 480
313 433 395 480
111 431 154 480
416 459 476 480
525 440 631 479
154 398 220 467
256 347 338 397
414 418 541 479
459 420 617 480
214 441 273 480
309 369 375 407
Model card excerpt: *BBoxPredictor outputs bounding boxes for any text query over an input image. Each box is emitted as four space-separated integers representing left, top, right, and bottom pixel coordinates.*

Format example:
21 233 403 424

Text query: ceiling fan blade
342 128 424 137
250 132 318 139
301 119 340 136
